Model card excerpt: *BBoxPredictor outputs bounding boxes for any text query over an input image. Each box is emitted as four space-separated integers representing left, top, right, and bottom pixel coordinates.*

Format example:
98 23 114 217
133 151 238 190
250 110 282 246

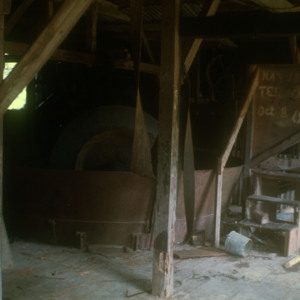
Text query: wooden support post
0 0 94 118
0 12 3 300
48 0 54 18
241 102 254 218
152 0 180 297
214 67 260 247
214 158 223 248
130 0 143 84
86 0 98 53
1 2 13 298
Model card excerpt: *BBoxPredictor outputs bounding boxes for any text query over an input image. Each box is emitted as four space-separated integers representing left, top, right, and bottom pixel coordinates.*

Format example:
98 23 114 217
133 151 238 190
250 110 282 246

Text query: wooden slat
221 67 260 170
250 131 300 168
0 0 94 118
283 256 300 269
5 0 33 34
240 219 297 231
214 67 260 248
4 41 96 65
214 160 223 248
100 23 160 33
114 60 160 75
248 194 300 207
252 168 300 180
152 0 180 297
174 248 226 259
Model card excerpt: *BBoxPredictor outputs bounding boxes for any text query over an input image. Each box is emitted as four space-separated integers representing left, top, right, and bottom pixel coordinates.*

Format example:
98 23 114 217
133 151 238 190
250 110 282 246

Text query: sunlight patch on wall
4 62 27 110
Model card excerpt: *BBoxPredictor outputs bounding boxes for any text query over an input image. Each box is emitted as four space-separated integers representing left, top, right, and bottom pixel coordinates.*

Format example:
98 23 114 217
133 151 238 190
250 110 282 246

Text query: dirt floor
2 240 300 299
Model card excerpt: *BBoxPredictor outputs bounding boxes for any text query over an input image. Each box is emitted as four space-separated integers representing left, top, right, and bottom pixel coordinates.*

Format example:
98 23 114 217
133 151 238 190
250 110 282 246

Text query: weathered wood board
174 248 227 259
252 65 300 157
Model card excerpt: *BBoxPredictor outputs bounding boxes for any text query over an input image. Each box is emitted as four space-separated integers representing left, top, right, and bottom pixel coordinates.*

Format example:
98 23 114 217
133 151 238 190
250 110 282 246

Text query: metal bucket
225 231 253 257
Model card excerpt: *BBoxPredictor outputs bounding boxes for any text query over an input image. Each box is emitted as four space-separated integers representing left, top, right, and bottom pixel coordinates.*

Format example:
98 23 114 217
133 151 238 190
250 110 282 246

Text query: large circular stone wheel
75 129 133 171
51 105 158 170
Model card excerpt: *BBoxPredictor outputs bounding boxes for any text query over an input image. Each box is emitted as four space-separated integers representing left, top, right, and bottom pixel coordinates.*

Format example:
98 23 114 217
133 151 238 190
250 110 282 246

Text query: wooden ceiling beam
181 12 300 39
99 23 160 33
4 41 96 64
0 0 94 117
114 60 160 75
249 0 293 10
5 0 34 35
96 0 130 22
183 0 221 75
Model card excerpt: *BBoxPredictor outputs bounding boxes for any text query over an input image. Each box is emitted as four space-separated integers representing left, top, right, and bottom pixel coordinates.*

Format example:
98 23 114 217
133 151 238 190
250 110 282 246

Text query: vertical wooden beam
0 12 3 300
142 32 156 64
214 67 260 247
86 0 98 53
289 36 300 64
1 2 13 298
152 0 180 297
242 102 254 218
48 0 54 18
0 0 94 118
214 158 223 248
130 0 143 84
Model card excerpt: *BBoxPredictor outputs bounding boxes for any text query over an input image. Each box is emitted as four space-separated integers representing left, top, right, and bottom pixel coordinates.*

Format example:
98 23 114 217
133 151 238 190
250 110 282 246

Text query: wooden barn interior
2 0 300 298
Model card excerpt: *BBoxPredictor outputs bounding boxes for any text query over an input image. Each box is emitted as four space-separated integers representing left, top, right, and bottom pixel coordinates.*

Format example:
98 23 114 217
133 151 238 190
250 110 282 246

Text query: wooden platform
239 219 298 256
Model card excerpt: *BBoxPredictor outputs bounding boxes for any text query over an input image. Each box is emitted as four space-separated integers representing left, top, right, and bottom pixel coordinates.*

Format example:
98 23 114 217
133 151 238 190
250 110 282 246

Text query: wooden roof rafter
0 0 94 117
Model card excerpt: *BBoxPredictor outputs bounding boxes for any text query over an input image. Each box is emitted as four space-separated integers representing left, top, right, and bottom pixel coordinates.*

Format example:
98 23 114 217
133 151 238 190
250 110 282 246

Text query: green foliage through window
4 62 27 110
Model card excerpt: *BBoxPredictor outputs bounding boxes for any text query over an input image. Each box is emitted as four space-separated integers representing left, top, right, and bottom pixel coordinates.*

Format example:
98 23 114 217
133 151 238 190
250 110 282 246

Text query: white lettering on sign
261 70 300 83
257 106 300 124
257 86 300 99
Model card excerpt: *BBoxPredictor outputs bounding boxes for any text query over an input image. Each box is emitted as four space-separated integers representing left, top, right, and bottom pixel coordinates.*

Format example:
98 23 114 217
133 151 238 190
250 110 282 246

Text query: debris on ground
283 256 300 269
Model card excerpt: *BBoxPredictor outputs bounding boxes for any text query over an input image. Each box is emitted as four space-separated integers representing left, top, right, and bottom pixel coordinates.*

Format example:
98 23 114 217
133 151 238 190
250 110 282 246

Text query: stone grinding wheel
51 105 158 170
